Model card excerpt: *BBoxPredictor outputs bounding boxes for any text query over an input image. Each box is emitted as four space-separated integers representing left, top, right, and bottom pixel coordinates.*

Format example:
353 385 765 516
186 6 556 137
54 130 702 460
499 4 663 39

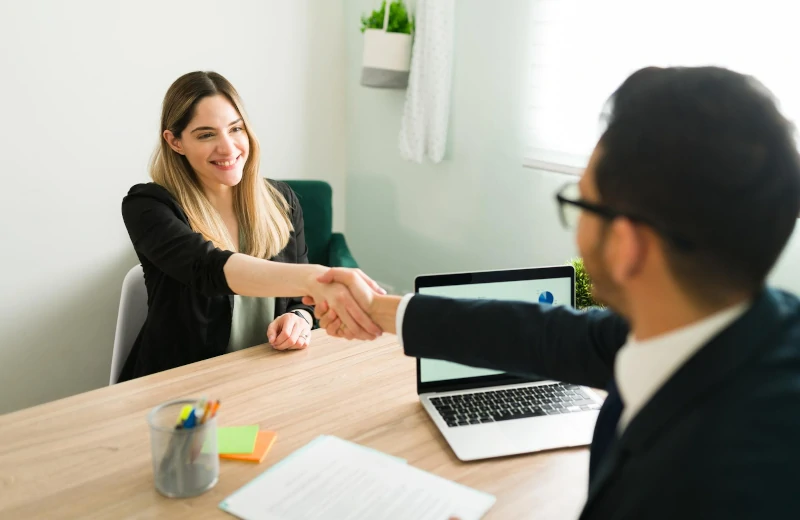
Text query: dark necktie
588 378 624 484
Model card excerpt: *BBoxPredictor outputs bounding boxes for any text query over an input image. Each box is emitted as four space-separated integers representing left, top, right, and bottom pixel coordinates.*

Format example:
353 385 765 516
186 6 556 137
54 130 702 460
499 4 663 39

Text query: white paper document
219 435 495 520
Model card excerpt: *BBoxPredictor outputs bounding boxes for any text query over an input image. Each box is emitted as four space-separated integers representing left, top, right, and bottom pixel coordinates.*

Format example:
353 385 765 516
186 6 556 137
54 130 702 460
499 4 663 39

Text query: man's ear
163 130 184 155
607 218 647 283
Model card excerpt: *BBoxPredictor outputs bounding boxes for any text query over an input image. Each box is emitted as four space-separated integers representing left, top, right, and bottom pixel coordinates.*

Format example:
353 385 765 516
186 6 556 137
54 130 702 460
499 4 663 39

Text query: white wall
343 0 800 296
4 0 799 416
344 0 577 295
0 0 346 414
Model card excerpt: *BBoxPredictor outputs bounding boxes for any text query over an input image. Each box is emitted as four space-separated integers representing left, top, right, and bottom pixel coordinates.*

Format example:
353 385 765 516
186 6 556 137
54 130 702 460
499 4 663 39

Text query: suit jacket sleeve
121 187 235 297
402 295 629 389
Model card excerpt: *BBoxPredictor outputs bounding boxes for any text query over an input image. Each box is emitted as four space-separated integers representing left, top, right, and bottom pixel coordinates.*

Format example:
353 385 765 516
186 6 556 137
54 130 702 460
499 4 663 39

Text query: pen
200 401 212 425
183 409 198 429
177 405 193 427
208 399 221 420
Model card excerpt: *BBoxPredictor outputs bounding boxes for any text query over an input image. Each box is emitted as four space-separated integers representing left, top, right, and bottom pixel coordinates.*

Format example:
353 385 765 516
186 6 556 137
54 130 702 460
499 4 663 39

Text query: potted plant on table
360 1 415 89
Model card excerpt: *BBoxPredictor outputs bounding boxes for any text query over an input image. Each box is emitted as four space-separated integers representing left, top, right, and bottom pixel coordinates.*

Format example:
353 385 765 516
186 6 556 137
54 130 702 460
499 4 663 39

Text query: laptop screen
415 266 574 393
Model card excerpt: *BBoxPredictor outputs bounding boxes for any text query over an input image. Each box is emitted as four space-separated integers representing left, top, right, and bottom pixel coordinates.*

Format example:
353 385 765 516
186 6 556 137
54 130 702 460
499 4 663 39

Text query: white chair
110 264 148 385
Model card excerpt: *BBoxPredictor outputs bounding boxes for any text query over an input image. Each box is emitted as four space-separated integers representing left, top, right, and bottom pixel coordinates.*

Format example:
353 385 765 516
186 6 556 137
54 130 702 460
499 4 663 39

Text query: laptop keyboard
429 383 600 428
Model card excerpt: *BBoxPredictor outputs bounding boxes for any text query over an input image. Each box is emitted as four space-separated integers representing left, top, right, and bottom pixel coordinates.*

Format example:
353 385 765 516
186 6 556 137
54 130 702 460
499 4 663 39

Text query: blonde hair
150 71 292 259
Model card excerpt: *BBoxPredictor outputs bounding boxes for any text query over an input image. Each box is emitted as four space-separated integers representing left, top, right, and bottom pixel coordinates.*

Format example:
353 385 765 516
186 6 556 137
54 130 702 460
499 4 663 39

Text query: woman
119 71 381 380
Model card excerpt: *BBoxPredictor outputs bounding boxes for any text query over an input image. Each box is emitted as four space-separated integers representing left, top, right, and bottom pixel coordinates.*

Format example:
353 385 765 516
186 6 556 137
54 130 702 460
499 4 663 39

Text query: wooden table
0 331 588 519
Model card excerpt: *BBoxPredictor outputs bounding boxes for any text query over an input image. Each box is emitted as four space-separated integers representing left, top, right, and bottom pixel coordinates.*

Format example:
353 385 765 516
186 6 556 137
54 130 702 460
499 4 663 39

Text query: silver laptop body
415 266 603 461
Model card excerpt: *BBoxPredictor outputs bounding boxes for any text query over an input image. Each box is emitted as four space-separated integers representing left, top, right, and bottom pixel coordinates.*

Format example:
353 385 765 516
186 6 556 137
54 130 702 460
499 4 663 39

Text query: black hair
596 66 800 302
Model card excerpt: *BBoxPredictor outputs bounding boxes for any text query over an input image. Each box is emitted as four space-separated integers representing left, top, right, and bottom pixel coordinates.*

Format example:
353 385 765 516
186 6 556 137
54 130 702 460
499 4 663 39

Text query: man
306 67 800 518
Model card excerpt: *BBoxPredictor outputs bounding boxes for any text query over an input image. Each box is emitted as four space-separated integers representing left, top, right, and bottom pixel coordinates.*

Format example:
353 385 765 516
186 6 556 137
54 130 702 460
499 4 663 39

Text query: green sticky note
217 425 260 454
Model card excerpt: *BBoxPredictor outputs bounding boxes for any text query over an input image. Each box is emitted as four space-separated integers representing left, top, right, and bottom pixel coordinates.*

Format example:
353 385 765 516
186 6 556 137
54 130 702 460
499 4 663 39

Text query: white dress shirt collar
615 301 750 431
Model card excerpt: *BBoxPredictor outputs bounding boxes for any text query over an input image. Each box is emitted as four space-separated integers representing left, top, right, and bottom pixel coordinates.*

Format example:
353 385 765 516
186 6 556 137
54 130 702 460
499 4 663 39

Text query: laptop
415 266 603 461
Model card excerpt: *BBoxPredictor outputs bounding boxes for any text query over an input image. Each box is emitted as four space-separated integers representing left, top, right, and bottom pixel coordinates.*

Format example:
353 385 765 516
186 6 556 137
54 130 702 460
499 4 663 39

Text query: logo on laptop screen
538 291 555 304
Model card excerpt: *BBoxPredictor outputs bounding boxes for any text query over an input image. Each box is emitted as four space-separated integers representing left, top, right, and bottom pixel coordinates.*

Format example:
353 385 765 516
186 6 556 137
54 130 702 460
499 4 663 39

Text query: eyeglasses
554 182 694 251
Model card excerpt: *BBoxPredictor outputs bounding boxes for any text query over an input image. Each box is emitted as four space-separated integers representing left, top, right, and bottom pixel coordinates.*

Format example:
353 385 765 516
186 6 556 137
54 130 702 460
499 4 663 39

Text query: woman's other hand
267 312 312 350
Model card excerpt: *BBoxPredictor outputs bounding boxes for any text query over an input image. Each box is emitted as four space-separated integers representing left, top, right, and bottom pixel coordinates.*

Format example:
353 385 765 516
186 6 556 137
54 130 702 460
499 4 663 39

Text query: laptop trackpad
502 413 597 452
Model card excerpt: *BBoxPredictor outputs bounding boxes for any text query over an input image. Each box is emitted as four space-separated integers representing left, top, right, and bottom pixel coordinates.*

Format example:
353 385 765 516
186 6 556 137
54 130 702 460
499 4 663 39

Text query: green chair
282 180 358 268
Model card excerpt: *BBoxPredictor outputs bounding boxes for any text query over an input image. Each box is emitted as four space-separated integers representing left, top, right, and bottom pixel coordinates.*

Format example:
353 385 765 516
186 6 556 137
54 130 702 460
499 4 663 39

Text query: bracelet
291 310 310 325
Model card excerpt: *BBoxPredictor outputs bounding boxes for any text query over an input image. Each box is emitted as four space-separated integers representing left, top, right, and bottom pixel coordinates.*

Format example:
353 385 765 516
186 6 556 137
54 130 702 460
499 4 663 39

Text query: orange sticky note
220 431 277 463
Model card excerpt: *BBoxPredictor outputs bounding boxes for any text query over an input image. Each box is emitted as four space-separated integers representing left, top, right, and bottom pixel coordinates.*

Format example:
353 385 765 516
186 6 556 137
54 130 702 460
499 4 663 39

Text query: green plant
360 1 414 34
569 258 604 310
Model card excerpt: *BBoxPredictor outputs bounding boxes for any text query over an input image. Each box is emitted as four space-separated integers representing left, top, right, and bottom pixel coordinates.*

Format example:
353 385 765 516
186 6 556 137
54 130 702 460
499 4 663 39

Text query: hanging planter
360 0 414 89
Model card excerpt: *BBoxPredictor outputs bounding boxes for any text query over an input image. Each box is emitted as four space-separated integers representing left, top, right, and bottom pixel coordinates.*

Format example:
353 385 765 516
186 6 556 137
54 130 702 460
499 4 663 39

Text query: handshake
301 267 397 340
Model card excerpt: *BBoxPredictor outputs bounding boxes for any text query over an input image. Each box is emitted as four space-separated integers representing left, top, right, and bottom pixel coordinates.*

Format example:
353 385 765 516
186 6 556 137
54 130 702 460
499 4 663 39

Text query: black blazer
402 289 800 519
119 180 314 381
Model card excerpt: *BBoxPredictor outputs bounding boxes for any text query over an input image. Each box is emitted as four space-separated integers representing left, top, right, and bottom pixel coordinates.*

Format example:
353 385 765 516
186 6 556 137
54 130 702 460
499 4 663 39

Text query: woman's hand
267 312 312 350
303 269 385 341
302 268 383 339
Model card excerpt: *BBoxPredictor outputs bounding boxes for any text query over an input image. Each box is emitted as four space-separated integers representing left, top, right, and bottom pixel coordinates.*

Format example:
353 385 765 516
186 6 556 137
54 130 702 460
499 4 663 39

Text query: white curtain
398 0 455 164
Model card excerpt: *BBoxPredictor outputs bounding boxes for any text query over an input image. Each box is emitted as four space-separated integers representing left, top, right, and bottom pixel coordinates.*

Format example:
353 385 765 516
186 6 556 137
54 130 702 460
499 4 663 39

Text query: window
525 0 800 174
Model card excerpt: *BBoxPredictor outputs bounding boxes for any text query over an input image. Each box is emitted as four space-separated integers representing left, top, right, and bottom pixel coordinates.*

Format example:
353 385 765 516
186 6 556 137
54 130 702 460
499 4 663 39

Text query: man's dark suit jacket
402 288 800 519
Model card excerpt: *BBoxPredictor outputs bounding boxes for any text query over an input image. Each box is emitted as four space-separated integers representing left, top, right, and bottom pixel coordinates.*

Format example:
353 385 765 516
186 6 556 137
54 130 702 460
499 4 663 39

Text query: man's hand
310 299 342 337
303 268 386 340
267 312 312 351
303 268 380 338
